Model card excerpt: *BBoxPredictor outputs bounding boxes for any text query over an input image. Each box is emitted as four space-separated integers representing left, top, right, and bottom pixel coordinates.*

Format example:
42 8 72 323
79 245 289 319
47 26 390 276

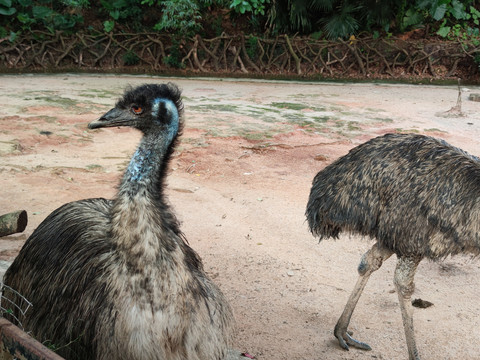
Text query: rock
468 93 480 102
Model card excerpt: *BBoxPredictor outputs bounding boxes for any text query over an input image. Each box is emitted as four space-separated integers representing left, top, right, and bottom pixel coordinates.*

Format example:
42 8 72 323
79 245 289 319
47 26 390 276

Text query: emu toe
334 324 372 351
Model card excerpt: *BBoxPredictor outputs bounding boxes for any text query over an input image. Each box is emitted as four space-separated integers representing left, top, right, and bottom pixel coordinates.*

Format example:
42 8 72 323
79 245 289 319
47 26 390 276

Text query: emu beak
88 108 134 129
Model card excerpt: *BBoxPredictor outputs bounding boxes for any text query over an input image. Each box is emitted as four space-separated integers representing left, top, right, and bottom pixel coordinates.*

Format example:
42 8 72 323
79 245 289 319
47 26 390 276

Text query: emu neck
121 129 170 194
111 128 178 270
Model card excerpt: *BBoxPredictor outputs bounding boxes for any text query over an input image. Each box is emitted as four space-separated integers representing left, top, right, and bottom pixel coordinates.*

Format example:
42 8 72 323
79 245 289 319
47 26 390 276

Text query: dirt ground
1 74 480 360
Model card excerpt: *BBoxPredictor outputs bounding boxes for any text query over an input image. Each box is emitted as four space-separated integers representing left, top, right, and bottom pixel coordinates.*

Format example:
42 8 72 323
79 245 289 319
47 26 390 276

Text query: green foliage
122 50 140 65
474 53 480 70
267 0 398 38
0 0 16 16
230 0 269 16
321 2 360 39
246 36 258 59
100 0 144 32
423 1 480 44
310 31 323 40
400 0 478 38
0 0 479 47
1 0 87 34
163 37 185 68
153 0 201 34
103 20 114 32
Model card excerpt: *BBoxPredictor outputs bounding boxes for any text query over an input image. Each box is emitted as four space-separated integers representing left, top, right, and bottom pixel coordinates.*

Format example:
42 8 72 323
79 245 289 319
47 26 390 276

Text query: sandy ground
1 74 480 360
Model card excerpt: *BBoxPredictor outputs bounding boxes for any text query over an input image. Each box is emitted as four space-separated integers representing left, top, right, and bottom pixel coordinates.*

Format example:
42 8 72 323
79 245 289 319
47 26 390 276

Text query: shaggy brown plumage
2 83 233 360
306 133 480 360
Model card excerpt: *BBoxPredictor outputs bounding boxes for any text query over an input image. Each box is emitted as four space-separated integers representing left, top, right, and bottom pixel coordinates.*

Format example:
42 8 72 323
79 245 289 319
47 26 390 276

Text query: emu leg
334 242 393 351
394 256 422 360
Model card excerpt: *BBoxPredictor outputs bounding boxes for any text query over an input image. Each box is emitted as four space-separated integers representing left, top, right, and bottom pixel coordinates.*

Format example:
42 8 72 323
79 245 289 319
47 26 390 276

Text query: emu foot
334 325 372 351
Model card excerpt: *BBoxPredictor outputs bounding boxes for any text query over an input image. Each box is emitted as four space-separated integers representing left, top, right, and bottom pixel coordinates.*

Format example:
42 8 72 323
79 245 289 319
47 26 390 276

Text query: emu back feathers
306 133 480 259
3 197 233 360
3 198 113 359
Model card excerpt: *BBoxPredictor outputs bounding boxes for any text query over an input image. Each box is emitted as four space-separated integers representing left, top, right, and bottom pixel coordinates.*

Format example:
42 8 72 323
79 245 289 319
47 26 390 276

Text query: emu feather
306 133 480 360
2 83 233 360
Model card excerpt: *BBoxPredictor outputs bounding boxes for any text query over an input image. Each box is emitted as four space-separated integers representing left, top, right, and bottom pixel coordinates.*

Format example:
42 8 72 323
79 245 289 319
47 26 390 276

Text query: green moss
86 164 103 171
270 102 309 110
395 128 420 133
80 89 120 99
189 104 240 113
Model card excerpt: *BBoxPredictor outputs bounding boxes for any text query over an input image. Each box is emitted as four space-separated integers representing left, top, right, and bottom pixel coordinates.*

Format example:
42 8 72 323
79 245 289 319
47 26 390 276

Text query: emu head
88 83 184 140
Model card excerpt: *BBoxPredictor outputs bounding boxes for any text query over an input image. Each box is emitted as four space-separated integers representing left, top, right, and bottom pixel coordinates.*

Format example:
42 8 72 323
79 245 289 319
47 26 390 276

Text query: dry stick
139 44 155 67
341 39 366 76
296 42 315 73
146 35 166 59
386 39 411 71
105 33 122 68
203 36 223 70
230 45 248 73
409 48 440 75
256 38 266 69
191 36 206 72
241 35 261 72
76 34 103 66
111 47 122 68
419 49 435 76
310 43 331 75
55 40 76 67
271 42 288 70
30 31 60 68
181 47 194 70
146 47 159 69
362 41 393 75
446 57 461 77
151 41 165 69
284 35 302 75
441 78 464 117
211 37 223 56
197 35 219 71
2 31 479 78
326 50 348 70
267 36 279 68
280 48 289 71
0 211 27 238
12 46 26 67
221 38 233 70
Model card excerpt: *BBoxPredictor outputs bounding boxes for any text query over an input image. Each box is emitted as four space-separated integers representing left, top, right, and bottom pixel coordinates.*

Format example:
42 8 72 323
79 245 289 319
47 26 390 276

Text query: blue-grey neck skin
120 98 179 196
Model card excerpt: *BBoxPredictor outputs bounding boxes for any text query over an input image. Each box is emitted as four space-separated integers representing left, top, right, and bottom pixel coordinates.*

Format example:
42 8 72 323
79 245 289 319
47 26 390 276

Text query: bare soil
1 74 480 360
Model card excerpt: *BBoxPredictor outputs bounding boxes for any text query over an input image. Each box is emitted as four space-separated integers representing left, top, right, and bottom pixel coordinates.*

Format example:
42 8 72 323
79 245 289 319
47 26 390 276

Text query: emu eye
131 105 143 115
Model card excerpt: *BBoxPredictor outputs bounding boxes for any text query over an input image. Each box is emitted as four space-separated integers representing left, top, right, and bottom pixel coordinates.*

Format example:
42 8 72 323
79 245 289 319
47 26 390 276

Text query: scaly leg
394 256 422 360
334 242 393 351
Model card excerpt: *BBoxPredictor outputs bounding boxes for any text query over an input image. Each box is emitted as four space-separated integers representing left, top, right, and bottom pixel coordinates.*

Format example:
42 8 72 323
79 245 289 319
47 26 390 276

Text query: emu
306 133 480 360
2 83 234 360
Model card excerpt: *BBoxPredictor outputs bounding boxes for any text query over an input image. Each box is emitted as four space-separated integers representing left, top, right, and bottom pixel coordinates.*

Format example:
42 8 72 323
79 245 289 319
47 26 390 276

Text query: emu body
306 133 480 360
2 83 233 360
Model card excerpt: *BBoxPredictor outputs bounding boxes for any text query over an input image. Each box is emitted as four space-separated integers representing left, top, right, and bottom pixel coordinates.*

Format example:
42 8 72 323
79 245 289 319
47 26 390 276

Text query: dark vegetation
1 0 480 81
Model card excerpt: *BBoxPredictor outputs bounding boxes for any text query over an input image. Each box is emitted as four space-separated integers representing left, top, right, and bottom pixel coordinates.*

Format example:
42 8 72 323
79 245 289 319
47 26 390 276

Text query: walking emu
306 133 480 360
2 83 233 360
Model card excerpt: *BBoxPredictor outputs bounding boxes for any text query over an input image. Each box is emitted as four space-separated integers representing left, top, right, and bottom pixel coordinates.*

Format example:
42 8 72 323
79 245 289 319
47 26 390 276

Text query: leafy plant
153 0 201 34
0 0 16 16
122 50 140 65
320 2 361 39
103 20 114 32
163 37 185 68
99 0 144 31
230 0 270 16
246 35 258 59
267 0 398 38
2 0 87 33
431 1 480 45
